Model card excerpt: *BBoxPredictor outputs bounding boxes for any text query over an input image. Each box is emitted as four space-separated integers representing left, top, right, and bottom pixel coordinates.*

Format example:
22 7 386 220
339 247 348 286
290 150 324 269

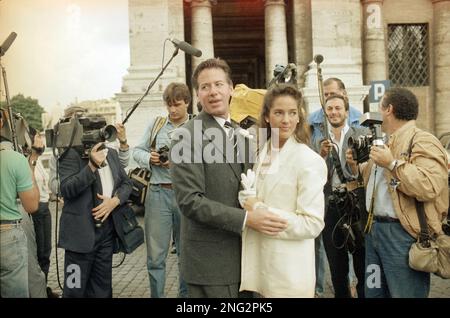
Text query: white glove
240 169 256 190
239 169 256 208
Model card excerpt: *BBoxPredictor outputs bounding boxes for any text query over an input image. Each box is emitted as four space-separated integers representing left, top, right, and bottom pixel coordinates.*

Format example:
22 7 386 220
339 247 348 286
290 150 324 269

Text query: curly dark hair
381 87 418 121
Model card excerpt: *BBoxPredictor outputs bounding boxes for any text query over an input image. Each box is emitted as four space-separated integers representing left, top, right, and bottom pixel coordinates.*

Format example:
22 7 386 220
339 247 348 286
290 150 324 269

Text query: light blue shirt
366 165 398 219
133 116 189 185
308 105 362 151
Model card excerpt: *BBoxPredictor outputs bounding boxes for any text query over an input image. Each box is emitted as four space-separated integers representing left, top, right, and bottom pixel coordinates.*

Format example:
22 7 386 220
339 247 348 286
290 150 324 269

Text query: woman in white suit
240 84 327 298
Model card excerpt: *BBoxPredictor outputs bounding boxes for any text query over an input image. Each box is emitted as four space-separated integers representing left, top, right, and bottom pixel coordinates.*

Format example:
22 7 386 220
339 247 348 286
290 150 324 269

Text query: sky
0 0 129 112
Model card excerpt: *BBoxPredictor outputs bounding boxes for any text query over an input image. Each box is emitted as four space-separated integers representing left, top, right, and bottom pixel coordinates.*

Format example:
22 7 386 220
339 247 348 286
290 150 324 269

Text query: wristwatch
30 159 37 167
388 159 398 172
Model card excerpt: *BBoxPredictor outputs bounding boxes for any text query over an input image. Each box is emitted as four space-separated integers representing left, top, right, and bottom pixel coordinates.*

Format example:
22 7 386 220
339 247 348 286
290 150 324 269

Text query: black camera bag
112 204 145 254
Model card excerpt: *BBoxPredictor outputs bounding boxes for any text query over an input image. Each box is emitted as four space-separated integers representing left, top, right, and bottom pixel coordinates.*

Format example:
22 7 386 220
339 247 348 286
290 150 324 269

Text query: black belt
373 216 400 223
0 219 22 224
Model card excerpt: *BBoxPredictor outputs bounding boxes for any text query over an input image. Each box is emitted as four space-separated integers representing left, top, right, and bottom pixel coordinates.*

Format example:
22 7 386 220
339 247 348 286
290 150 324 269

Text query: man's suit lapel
200 112 242 181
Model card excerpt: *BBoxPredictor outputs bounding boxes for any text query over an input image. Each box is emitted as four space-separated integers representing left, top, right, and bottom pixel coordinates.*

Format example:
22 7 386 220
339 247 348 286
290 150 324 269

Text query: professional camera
347 112 383 164
157 145 170 163
45 114 117 158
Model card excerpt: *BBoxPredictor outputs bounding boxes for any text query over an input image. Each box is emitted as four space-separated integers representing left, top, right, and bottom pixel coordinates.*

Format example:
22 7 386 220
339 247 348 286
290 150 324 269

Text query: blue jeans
145 185 187 298
365 221 430 298
0 225 29 298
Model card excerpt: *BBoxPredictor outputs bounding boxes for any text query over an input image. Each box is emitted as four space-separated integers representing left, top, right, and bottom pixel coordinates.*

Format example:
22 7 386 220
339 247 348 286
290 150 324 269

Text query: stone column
303 0 369 114
116 0 186 148
264 0 288 85
432 0 450 137
292 0 312 88
362 0 387 84
187 0 215 71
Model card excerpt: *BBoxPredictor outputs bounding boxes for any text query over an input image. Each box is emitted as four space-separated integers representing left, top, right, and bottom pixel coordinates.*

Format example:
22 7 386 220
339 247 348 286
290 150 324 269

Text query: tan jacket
360 121 448 238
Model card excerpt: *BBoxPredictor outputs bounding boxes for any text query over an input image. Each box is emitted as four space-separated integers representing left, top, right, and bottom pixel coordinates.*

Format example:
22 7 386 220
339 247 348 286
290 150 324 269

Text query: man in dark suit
170 58 287 298
58 142 132 298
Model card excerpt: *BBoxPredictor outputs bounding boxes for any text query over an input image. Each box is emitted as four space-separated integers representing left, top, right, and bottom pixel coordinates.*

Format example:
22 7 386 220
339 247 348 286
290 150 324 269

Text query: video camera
347 112 383 164
45 114 117 158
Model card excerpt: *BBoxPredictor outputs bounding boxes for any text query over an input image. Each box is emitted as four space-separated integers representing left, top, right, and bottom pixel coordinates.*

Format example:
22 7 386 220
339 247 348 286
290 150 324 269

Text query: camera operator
48 107 130 198
58 139 132 297
346 88 448 298
312 94 367 298
0 108 40 297
132 82 190 298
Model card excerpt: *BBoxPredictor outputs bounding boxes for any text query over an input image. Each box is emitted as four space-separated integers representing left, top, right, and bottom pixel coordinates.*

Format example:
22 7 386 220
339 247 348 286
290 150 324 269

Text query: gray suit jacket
170 111 252 285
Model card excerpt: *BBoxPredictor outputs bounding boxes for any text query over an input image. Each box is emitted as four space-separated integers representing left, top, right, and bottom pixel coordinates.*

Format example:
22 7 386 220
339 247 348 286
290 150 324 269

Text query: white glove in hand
239 169 256 208
238 189 256 208
240 169 256 190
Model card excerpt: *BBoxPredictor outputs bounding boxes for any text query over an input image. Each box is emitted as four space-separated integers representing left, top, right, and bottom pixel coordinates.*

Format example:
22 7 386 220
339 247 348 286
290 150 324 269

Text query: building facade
116 0 450 147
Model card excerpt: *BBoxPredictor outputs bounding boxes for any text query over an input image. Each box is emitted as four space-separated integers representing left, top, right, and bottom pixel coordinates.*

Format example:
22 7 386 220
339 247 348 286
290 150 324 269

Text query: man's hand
89 143 107 171
243 197 259 211
150 149 161 166
115 123 126 142
345 149 358 175
245 207 289 236
369 145 394 169
161 159 170 168
320 139 333 158
92 193 120 222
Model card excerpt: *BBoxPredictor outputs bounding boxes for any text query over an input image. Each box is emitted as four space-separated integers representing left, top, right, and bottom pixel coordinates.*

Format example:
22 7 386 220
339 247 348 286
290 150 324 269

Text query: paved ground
46 203 450 298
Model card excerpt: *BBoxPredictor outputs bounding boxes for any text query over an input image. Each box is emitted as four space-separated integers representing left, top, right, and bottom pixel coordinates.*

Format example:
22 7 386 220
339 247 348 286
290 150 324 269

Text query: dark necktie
224 121 234 141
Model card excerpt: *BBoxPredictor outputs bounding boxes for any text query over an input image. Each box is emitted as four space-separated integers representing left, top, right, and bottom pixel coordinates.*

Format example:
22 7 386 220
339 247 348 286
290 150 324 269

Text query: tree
0 94 45 130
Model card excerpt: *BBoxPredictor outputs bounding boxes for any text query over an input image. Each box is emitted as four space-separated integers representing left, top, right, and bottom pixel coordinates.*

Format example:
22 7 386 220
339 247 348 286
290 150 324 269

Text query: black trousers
187 283 254 298
63 218 114 298
322 203 366 298
31 202 52 280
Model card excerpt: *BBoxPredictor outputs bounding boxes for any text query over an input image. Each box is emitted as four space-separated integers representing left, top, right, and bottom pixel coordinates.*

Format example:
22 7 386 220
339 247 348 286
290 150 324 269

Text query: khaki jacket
360 121 448 238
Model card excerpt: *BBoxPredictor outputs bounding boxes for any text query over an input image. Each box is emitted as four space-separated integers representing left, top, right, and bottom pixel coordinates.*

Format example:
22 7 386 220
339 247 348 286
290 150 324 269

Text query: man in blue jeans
346 88 448 297
133 83 190 298
0 108 40 297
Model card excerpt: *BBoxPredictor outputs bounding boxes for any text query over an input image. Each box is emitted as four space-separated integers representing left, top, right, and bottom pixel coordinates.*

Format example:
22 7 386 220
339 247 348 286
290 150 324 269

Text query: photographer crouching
346 88 448 298
57 122 132 297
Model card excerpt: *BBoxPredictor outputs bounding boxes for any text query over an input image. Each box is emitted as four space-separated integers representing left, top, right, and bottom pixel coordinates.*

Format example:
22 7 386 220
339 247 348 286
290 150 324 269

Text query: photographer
313 94 367 298
308 77 362 297
0 108 40 297
346 88 448 298
58 140 132 298
132 82 190 298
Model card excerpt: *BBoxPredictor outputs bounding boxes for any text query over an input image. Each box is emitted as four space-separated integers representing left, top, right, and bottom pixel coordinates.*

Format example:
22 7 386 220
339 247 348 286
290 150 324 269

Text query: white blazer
240 136 327 297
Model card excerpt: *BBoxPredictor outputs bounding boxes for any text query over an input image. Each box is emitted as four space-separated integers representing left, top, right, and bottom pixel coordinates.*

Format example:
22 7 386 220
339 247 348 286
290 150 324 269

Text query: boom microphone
0 32 17 57
169 38 202 57
314 54 324 64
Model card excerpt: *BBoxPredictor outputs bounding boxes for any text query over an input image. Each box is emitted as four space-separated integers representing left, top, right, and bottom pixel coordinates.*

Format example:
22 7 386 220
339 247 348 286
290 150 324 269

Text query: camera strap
149 116 167 149
330 146 347 184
